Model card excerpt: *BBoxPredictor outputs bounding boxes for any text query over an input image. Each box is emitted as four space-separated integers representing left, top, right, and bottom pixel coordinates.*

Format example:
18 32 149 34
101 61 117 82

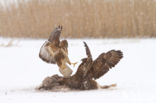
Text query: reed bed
0 0 156 38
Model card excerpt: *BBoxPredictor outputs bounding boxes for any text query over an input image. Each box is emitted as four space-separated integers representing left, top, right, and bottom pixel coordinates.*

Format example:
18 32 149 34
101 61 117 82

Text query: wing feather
105 50 123 68
92 50 123 79
75 42 93 78
39 25 64 64
83 42 92 59
48 25 62 46
39 41 56 64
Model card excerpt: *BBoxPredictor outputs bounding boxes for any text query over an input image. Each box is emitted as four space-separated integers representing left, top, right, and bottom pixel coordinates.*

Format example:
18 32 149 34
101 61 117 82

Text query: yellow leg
60 64 66 70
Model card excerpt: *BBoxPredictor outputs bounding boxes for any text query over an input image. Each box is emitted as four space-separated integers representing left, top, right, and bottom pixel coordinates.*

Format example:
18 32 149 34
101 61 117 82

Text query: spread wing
39 41 56 64
83 42 92 59
48 25 62 46
91 50 123 79
75 42 93 78
39 25 63 64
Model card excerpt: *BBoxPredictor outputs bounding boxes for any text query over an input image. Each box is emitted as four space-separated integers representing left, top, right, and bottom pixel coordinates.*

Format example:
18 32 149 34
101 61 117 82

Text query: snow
0 38 156 103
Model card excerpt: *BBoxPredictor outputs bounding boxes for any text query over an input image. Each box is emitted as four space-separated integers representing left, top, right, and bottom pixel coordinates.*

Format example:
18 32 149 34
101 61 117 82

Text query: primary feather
91 50 123 79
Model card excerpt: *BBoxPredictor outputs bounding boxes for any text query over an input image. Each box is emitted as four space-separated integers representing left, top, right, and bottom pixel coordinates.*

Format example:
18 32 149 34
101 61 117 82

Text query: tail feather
100 84 117 89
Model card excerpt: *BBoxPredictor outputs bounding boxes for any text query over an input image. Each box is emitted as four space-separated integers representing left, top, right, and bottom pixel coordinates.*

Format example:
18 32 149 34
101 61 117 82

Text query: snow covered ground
0 38 156 103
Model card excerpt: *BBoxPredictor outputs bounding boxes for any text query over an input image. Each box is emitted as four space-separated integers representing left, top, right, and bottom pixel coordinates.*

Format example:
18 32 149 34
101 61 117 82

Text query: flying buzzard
38 42 123 91
39 25 76 77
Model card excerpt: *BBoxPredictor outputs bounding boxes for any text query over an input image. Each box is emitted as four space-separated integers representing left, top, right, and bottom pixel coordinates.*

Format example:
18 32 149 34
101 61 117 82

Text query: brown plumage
90 50 123 79
38 42 123 91
39 25 75 77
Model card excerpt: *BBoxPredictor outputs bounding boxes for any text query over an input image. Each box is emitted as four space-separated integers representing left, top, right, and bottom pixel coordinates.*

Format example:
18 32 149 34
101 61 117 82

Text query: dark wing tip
83 41 92 58
115 50 123 59
106 50 123 68
48 25 63 43
83 41 87 48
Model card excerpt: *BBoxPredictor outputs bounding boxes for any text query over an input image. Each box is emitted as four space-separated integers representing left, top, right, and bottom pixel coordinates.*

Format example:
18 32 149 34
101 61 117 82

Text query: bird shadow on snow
6 87 36 94
7 86 118 94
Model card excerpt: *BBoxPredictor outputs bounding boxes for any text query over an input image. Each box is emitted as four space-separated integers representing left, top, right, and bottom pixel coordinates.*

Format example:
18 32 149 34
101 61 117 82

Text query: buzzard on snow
38 42 123 91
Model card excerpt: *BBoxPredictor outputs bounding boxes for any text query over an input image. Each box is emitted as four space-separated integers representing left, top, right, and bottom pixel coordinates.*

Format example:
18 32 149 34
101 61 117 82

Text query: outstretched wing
48 25 63 46
75 42 93 78
92 50 123 79
39 41 56 64
83 42 92 59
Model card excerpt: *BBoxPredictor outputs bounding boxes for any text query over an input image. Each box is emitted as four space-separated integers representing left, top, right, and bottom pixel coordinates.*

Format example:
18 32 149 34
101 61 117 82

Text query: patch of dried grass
0 0 156 38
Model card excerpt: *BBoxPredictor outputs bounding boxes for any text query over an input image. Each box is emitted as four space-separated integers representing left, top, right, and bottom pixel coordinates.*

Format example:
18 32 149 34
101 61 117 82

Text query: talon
72 62 78 67
110 84 117 87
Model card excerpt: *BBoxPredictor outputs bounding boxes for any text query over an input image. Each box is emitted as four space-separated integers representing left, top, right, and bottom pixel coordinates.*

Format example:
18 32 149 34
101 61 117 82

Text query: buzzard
39 25 76 77
38 42 123 91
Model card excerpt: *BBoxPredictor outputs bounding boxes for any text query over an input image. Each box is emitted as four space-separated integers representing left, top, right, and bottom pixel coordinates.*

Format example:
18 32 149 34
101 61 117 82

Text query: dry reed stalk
0 0 156 38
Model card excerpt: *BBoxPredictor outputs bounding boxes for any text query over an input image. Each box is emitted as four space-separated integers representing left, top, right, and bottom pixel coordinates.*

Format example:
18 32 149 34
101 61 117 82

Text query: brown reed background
0 0 156 38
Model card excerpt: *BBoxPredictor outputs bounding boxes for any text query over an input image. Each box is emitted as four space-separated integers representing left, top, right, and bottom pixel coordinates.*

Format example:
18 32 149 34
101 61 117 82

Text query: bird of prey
75 42 123 90
39 25 76 77
62 42 123 90
38 42 123 91
83 42 123 80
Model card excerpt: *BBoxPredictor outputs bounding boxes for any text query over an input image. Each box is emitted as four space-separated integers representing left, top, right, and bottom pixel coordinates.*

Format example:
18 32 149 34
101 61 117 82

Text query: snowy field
0 38 156 103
